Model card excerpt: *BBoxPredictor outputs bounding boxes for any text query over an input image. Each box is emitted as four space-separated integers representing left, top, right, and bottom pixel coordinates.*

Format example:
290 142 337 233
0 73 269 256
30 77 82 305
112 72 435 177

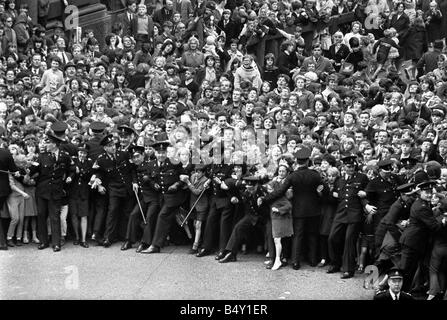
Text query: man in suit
117 0 137 37
261 146 324 269
92 134 137 247
374 268 414 300
31 133 75 252
301 43 335 77
399 180 447 292
0 143 18 250
387 2 410 42
326 31 350 73
327 155 370 279
217 9 238 49
153 0 174 26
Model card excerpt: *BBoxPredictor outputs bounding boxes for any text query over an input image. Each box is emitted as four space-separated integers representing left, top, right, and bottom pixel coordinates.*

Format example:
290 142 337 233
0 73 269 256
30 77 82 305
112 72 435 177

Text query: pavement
0 242 375 300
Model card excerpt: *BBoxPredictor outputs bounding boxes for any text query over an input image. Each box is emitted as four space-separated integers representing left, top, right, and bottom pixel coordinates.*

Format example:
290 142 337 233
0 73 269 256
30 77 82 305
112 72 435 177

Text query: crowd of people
0 0 446 300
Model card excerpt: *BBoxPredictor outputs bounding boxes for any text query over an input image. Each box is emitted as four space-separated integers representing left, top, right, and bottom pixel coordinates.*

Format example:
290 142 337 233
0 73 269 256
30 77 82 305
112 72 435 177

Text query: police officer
137 142 166 253
117 125 135 152
68 144 93 248
143 141 187 254
364 159 403 256
399 180 447 292
121 145 158 251
92 134 137 247
374 268 414 300
196 160 234 260
327 155 369 279
374 182 417 268
219 175 269 263
260 146 324 270
86 121 108 242
32 133 75 252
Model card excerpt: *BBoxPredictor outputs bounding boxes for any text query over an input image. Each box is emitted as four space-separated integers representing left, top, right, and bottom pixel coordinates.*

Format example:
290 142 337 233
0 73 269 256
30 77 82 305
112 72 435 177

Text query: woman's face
248 90 257 101
352 23 360 33
287 140 297 152
152 95 161 105
288 95 297 106
327 172 337 184
138 107 147 118
261 82 271 93
264 119 273 129
278 166 288 179
278 134 287 145
315 100 324 112
206 58 214 67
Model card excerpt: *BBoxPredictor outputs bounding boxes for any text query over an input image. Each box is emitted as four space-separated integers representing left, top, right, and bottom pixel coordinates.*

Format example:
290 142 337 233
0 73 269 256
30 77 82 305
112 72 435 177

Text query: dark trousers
104 194 135 242
328 221 361 272
225 215 264 254
399 244 423 292
89 192 107 237
0 196 7 246
429 244 447 296
202 199 234 252
375 222 401 258
292 216 319 265
151 204 180 248
37 197 62 247
125 197 160 244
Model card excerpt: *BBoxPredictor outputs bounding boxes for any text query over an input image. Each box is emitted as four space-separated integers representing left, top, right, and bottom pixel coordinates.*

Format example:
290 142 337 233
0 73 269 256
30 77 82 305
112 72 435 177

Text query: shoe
32 236 40 244
281 258 288 267
53 245 61 252
292 262 301 270
218 252 236 263
141 246 160 254
272 260 282 271
265 261 274 269
73 240 80 246
6 239 14 247
196 248 210 257
136 243 148 253
121 241 132 251
264 259 273 265
327 265 341 274
215 251 226 260
341 272 354 279
317 260 327 268
188 248 198 254
15 239 23 246
80 242 89 248
60 237 65 247
0 245 7 250
91 234 97 241
103 239 112 248
38 243 49 250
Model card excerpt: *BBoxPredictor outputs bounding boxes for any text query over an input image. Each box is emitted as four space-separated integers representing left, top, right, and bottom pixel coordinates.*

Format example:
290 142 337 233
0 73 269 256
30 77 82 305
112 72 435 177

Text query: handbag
340 52 354 75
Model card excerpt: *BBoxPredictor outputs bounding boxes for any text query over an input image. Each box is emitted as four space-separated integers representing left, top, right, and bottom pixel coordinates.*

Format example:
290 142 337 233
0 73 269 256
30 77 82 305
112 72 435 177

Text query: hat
242 175 261 186
294 146 311 160
341 155 357 165
117 125 135 136
99 134 115 147
64 61 76 71
401 157 418 168
396 182 415 194
387 268 404 279
432 105 445 117
90 121 107 133
129 145 145 156
46 132 64 143
377 159 393 171
51 121 68 135
151 141 170 151
417 180 437 191
223 8 231 14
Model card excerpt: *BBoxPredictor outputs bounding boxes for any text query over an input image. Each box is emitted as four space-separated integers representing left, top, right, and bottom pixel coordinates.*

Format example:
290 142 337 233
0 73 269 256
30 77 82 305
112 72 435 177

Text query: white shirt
389 289 400 300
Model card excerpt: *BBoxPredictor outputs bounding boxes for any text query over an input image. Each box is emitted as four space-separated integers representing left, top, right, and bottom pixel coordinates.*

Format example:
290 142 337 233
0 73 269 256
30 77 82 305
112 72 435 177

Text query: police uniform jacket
373 290 414 300
400 198 446 253
86 135 104 161
134 159 160 204
209 163 233 209
366 174 403 216
241 185 269 226
32 150 75 200
151 158 186 208
68 157 93 200
333 172 369 224
264 166 323 219
0 148 18 197
94 151 136 198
